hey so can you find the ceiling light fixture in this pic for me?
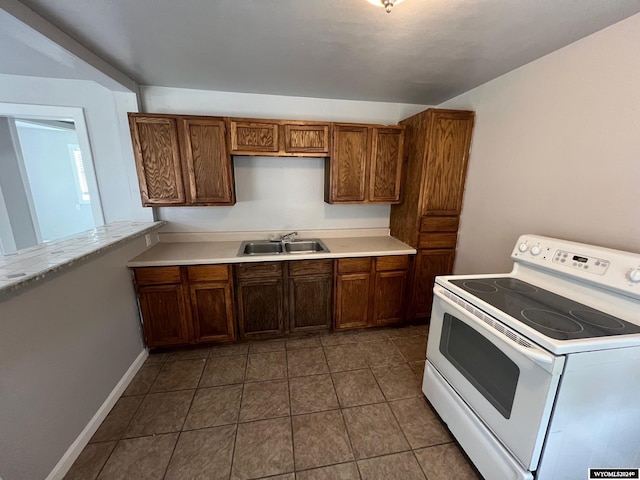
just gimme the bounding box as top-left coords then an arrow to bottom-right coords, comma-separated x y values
366,0 -> 405,13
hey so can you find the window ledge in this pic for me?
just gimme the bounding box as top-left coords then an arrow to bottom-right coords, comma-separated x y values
0,221 -> 165,300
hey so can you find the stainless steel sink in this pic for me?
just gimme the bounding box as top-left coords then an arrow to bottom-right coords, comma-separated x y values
238,239 -> 329,256
285,240 -> 327,254
240,241 -> 284,255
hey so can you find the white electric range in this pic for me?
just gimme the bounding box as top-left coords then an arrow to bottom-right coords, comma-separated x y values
423,234 -> 640,480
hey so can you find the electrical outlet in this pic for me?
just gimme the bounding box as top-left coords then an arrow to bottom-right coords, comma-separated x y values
145,234 -> 152,247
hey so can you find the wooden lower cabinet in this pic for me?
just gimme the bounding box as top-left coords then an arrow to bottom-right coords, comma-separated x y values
134,255 -> 414,347
289,275 -> 332,332
137,284 -> 190,347
189,282 -> 235,343
335,273 -> 371,329
334,256 -> 408,330
236,278 -> 285,339
373,270 -> 407,326
408,249 -> 455,320
235,259 -> 333,339
133,265 -> 236,348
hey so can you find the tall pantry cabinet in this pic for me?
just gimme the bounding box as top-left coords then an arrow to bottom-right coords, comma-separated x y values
390,109 -> 475,321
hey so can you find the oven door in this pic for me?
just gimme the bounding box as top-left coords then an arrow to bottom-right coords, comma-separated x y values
426,286 -> 565,470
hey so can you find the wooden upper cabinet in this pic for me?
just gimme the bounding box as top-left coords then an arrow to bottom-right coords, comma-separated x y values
230,120 -> 279,153
369,128 -> 404,203
181,118 -> 234,205
328,125 -> 369,202
390,108 -> 474,249
327,124 -> 404,204
129,113 -> 235,207
129,115 -> 185,205
420,110 -> 474,216
230,119 -> 331,157
283,123 -> 330,154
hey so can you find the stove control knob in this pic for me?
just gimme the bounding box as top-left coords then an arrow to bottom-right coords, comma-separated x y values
518,243 -> 528,253
530,245 -> 541,256
628,268 -> 640,283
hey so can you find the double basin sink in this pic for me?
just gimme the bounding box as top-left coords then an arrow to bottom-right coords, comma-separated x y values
238,239 -> 330,256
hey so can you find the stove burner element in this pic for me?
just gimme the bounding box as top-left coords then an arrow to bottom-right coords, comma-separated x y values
449,276 -> 640,341
570,309 -> 626,329
495,278 -> 538,293
462,281 -> 498,293
521,309 -> 584,333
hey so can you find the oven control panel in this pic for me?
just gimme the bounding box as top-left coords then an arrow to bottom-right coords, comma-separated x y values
552,250 -> 609,275
512,234 -> 640,298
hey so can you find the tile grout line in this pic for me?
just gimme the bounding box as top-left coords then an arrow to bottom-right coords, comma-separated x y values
160,360 -> 206,478
285,343 -> 297,476
228,346 -> 251,478
89,362 -> 162,479
323,344 -> 362,479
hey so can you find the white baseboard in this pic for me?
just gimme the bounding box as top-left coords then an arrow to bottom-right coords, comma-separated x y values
46,349 -> 149,480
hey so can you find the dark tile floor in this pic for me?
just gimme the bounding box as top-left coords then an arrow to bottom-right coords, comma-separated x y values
65,326 -> 482,480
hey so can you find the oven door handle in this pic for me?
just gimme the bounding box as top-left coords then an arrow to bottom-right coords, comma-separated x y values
434,288 -> 559,374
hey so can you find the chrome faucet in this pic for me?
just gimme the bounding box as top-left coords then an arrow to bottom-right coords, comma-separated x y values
280,231 -> 298,243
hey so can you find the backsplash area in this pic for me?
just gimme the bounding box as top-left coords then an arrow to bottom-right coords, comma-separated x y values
157,156 -> 390,233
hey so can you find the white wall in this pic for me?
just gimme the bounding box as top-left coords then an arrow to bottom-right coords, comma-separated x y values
0,236 -> 149,480
142,86 -> 429,232
440,13 -> 640,274
0,74 -> 152,225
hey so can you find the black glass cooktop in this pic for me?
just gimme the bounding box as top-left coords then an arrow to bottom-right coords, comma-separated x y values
450,277 -> 640,341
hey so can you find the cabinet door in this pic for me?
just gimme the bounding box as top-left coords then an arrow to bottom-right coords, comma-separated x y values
189,282 -> 236,343
372,270 -> 407,326
230,120 -> 279,153
283,123 -> 330,154
236,278 -> 285,339
369,127 -> 404,203
289,275 -> 332,332
129,115 -> 185,206
138,284 -> 190,348
329,125 -> 369,202
335,273 -> 371,330
181,118 -> 235,205
421,111 -> 474,216
409,249 -> 455,320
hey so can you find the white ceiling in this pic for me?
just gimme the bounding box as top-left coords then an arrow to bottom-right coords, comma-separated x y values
7,0 -> 640,104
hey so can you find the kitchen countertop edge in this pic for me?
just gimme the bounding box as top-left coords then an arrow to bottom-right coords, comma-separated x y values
1,221 -> 165,300
126,235 -> 417,267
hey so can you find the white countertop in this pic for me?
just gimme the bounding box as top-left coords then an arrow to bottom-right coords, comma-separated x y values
126,234 -> 416,267
0,221 -> 165,298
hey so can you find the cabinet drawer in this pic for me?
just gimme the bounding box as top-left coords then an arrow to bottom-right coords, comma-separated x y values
235,262 -> 283,279
288,259 -> 333,276
337,257 -> 372,274
283,123 -> 330,154
419,216 -> 459,233
230,120 -> 279,153
134,266 -> 181,285
418,233 -> 458,249
187,265 -> 230,283
376,255 -> 409,271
